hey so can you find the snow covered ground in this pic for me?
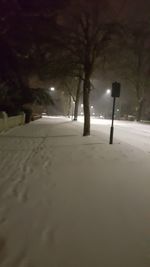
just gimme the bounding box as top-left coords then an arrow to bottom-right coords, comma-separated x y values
0,116 -> 150,267
78,116 -> 150,152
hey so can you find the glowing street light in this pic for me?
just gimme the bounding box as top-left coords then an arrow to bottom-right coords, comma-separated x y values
81,104 -> 83,108
91,105 -> 94,109
50,87 -> 55,91
106,89 -> 111,95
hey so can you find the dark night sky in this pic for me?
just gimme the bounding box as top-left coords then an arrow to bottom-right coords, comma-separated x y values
4,0 -> 149,22
17,0 -> 150,17
109,0 -> 150,21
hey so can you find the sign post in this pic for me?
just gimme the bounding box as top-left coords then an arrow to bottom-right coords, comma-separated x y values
109,82 -> 121,144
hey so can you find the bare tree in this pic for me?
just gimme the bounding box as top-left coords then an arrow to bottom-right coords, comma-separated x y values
57,0 -> 113,135
105,21 -> 150,121
127,22 -> 150,121
73,74 -> 83,121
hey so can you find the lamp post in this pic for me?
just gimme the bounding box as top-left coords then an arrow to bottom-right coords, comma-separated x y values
109,82 -> 121,144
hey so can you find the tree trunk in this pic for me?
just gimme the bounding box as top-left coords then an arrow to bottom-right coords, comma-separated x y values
67,95 -> 71,118
136,98 -> 144,121
83,73 -> 91,136
135,53 -> 143,122
74,77 -> 82,121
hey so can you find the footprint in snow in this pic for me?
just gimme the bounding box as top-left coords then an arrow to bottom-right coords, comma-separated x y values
17,187 -> 28,203
10,246 -> 29,267
41,225 -> 57,246
0,206 -> 10,222
0,236 -> 7,265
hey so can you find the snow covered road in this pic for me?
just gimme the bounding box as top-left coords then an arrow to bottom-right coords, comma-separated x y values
79,117 -> 150,153
0,117 -> 150,267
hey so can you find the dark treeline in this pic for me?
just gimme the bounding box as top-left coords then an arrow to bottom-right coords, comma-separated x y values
0,0 -> 150,134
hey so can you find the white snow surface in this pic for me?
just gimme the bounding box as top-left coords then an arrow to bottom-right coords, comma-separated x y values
0,116 -> 150,267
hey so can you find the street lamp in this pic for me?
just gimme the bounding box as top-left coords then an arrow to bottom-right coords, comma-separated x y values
50,87 -> 55,92
106,89 -> 111,95
91,105 -> 94,109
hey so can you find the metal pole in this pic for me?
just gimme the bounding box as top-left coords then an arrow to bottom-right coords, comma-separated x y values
109,97 -> 116,144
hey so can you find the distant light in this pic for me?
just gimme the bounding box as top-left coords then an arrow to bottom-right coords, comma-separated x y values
117,109 -> 119,112
73,100 -> 75,103
92,113 -> 95,115
91,105 -> 94,109
100,115 -> 104,119
106,89 -> 111,94
80,112 -> 83,115
50,87 -> 55,91
81,104 -> 83,108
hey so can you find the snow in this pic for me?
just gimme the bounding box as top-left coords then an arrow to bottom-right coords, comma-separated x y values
0,116 -> 150,267
78,116 -> 150,153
